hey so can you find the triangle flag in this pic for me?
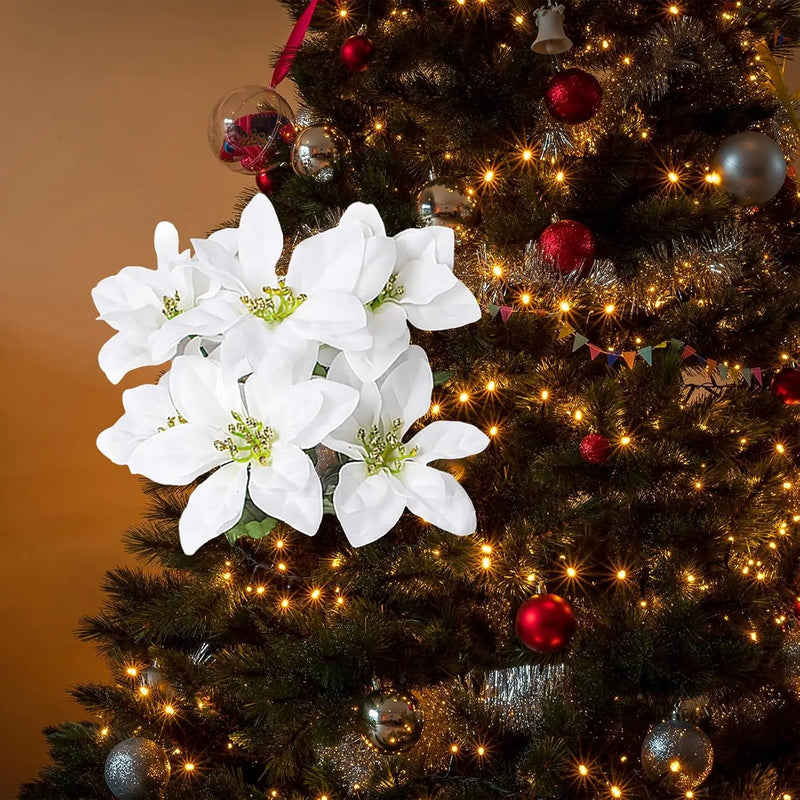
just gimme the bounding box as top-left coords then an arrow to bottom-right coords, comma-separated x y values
706,359 -> 718,375
499,305 -> 514,323
573,333 -> 589,352
670,338 -> 685,350
719,364 -> 728,381
487,304 -> 500,318
681,345 -> 697,361
588,344 -> 604,361
622,351 -> 637,370
752,367 -> 763,386
559,322 -> 575,339
654,341 -> 669,349
638,346 -> 653,365
607,353 -> 620,366
742,368 -> 752,386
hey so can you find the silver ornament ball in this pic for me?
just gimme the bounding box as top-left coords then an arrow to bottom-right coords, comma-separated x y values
641,716 -> 713,791
141,666 -> 172,696
416,178 -> 478,231
291,124 -> 349,181
357,689 -> 424,753
712,132 -> 787,205
104,737 -> 171,800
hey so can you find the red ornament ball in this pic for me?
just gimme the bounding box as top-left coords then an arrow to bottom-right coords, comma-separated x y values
515,593 -> 577,653
792,598 -> 800,620
539,220 -> 596,276
545,68 -> 603,124
771,368 -> 800,405
580,433 -> 611,464
255,169 -> 275,195
278,122 -> 296,144
340,35 -> 375,73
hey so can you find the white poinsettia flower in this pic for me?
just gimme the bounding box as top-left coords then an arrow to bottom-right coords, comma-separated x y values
185,194 -> 372,378
92,221 -> 219,384
102,354 -> 358,554
336,218 -> 483,382
323,345 -> 489,547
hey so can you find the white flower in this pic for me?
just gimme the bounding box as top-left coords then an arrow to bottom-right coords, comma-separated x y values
99,354 -> 359,554
185,194 -> 370,378
92,221 -> 219,384
323,346 -> 489,547
322,205 -> 482,381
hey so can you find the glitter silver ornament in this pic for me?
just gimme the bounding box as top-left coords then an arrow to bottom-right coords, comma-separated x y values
416,178 -> 478,231
141,666 -> 172,696
712,132 -> 787,205
291,124 -> 349,181
104,737 -> 171,800
641,713 -> 713,791
357,689 -> 424,753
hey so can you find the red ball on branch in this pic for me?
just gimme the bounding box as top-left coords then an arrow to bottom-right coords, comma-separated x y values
539,220 -> 596,276
545,68 -> 603,124
515,593 -> 576,653
340,35 -> 375,72
255,169 -> 275,194
580,433 -> 611,464
771,368 -> 800,405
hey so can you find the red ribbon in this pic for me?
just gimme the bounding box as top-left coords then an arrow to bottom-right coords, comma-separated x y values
271,0 -> 321,88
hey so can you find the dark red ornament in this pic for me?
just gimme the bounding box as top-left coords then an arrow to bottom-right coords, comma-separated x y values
515,593 -> 576,653
545,68 -> 603,124
580,433 -> 611,464
279,122 -> 296,144
255,169 -> 275,194
539,220 -> 596,276
771,368 -> 800,405
792,598 -> 800,620
340,34 -> 375,72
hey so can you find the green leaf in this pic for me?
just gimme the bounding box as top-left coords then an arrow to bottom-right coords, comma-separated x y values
224,501 -> 279,544
433,370 -> 453,387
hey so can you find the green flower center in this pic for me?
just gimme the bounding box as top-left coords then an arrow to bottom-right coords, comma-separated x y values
368,274 -> 405,311
214,411 -> 276,466
162,292 -> 182,320
358,419 -> 418,476
240,280 -> 306,325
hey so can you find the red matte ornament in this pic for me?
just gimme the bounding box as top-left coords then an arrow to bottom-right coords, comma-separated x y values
255,170 -> 275,194
340,34 -> 375,72
545,68 -> 603,124
580,433 -> 611,464
515,593 -> 576,653
539,219 -> 596,276
771,368 -> 800,405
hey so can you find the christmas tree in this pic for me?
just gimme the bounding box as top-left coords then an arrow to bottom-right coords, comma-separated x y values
20,1 -> 800,800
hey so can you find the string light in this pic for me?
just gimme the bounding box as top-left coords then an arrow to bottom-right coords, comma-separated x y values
616,569 -> 627,580
100,726 -> 109,737
776,443 -> 786,454
521,148 -> 533,161
431,403 -> 441,415
459,391 -> 470,403
620,435 -> 631,446
611,787 -> 622,798
541,389 -> 550,400
559,300 -> 571,312
125,666 -> 138,677
139,686 -> 150,697
604,303 -> 616,314
578,764 -> 589,776
668,4 -> 679,14
164,704 -> 176,716
486,380 -> 497,391
451,743 -> 460,753
520,293 -> 531,305
183,762 -> 196,772
489,425 -> 499,437
256,586 -> 266,595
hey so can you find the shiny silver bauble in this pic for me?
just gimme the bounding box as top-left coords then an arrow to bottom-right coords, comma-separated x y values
104,737 -> 171,800
416,178 -> 478,231
641,717 -> 713,791
291,124 -> 349,181
712,132 -> 787,205
357,689 -> 424,753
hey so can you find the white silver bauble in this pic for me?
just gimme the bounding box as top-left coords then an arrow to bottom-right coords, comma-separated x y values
291,124 -> 349,181
357,689 -> 424,753
140,666 -> 172,696
104,737 -> 171,800
641,715 -> 713,791
712,132 -> 787,205
416,178 -> 478,231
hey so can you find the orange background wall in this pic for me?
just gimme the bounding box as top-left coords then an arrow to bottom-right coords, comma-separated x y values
0,2 -> 797,796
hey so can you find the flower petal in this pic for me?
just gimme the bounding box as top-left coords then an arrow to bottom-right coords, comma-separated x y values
378,345 -> 433,435
406,421 -> 490,464
169,356 -> 242,429
248,445 -> 322,536
340,302 -> 410,382
289,292 -> 366,346
402,279 -> 481,331
153,221 -> 180,270
98,330 -> 159,385
128,423 -> 229,484
397,461 -> 477,536
394,249 -> 457,306
179,462 -> 248,555
287,225 -> 366,296
333,462 -> 406,547
238,194 -> 282,293
339,202 -> 388,238
394,226 -> 454,268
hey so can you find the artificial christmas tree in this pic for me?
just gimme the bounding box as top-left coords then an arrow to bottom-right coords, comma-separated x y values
20,1 -> 800,800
